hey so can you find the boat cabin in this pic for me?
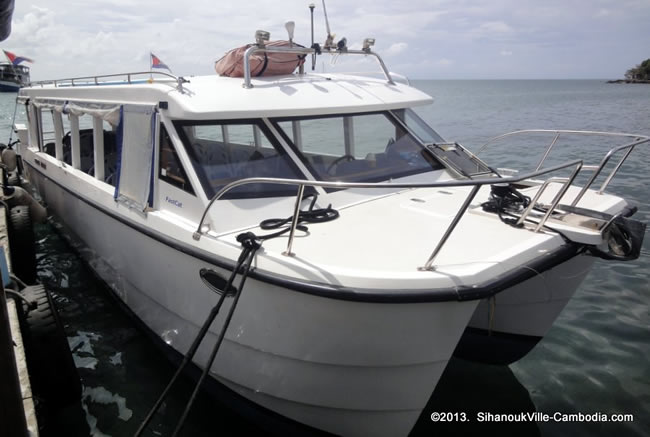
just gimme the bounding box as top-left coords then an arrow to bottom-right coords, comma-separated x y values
17,71 -> 491,231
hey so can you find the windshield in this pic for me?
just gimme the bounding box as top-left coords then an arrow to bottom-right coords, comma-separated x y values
392,108 -> 446,145
273,112 -> 445,183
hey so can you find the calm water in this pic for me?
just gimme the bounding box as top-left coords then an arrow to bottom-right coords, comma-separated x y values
1,80 -> 648,437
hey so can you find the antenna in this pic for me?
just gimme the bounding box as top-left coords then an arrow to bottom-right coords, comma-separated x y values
309,3 -> 315,70
322,0 -> 335,49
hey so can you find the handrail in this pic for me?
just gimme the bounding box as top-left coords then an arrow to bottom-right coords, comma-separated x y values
476,129 -> 649,156
192,159 -> 583,270
242,45 -> 395,89
570,139 -> 644,206
475,129 -> 650,207
27,71 -> 184,89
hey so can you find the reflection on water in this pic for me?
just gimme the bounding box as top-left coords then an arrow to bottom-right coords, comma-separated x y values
412,358 -> 540,436
35,223 -> 269,437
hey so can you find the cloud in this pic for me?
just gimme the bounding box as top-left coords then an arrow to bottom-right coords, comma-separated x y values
478,21 -> 514,34
10,6 -> 57,46
385,42 -> 408,56
4,0 -> 650,80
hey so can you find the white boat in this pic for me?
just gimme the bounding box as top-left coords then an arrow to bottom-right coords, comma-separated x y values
0,62 -> 29,92
14,33 -> 647,436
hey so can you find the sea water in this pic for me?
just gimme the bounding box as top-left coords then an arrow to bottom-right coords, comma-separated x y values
0,79 -> 648,437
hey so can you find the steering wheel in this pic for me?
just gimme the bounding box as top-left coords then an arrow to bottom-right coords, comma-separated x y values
326,154 -> 356,175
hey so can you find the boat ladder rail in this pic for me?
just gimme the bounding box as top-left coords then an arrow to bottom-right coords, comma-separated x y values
193,159 -> 585,271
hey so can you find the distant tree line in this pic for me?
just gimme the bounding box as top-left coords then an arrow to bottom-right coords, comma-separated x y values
625,59 -> 650,80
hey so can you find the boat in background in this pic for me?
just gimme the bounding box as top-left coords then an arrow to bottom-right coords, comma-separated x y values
0,62 -> 29,91
0,50 -> 32,92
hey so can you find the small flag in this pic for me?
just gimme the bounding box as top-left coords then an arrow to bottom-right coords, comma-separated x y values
150,52 -> 171,72
3,50 -> 34,66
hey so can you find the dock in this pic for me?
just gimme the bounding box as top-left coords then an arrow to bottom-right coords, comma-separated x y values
0,195 -> 39,437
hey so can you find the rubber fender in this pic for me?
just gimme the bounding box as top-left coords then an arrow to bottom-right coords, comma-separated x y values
4,185 -> 47,224
1,146 -> 17,171
7,206 -> 37,284
588,217 -> 646,261
7,171 -> 20,186
17,284 -> 83,407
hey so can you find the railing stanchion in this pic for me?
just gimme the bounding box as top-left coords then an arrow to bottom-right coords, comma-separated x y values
516,177 -> 567,226
597,144 -> 636,194
569,139 -> 646,207
283,184 -> 306,257
534,162 -> 582,232
419,184 -> 481,271
535,131 -> 560,171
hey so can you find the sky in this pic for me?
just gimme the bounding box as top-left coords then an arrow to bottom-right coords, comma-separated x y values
2,0 -> 649,81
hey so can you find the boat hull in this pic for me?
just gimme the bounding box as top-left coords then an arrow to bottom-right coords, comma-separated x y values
25,161 -> 478,437
455,254 -> 595,364
0,79 -> 20,92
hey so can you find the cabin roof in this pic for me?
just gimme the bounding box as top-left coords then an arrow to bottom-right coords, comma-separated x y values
19,72 -> 433,120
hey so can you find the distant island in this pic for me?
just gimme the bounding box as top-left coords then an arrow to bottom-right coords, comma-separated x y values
608,58 -> 650,83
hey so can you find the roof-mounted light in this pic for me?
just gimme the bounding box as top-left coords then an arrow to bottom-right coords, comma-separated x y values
362,38 -> 376,52
255,30 -> 270,46
337,37 -> 347,51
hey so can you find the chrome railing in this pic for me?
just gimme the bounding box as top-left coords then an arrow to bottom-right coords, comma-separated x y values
192,159 -> 583,271
476,130 -> 650,207
242,45 -> 395,89
27,71 -> 188,92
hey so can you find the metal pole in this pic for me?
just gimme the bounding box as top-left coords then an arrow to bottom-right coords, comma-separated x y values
283,184 -> 306,257
309,3 -> 316,71
597,145 -> 636,193
535,131 -> 560,171
420,185 -> 481,271
534,162 -> 582,232
515,177 -> 568,226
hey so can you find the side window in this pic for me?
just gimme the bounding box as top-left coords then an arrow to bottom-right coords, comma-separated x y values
101,121 -> 119,186
77,115 -> 94,175
178,121 -> 305,199
159,126 -> 194,195
42,108 -> 57,158
38,111 -> 119,186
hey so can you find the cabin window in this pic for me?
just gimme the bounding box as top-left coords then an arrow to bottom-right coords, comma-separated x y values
26,104 -> 43,151
61,114 -> 73,165
174,120 -> 305,199
59,115 -> 118,185
28,100 -> 122,186
41,109 -> 58,158
273,112 -> 444,184
159,126 -> 194,195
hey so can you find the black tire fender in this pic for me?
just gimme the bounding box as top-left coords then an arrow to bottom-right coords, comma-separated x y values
18,284 -> 82,407
8,206 -> 37,284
